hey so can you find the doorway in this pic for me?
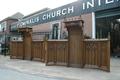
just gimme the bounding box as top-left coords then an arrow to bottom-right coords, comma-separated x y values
96,15 -> 120,56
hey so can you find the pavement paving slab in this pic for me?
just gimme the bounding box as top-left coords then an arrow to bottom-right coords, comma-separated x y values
0,55 -> 120,80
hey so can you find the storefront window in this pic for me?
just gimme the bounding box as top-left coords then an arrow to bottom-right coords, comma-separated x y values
96,17 -> 110,38
96,15 -> 120,56
0,21 -> 7,32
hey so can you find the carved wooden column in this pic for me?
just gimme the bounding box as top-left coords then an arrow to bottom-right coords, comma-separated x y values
18,28 -> 32,60
64,19 -> 84,68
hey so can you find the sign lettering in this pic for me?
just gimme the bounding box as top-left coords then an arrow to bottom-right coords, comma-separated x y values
11,0 -> 120,30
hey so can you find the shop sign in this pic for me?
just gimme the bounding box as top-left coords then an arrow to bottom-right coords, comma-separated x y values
13,0 -> 120,28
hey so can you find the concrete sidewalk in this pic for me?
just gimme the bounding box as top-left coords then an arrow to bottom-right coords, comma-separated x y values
0,55 -> 120,80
